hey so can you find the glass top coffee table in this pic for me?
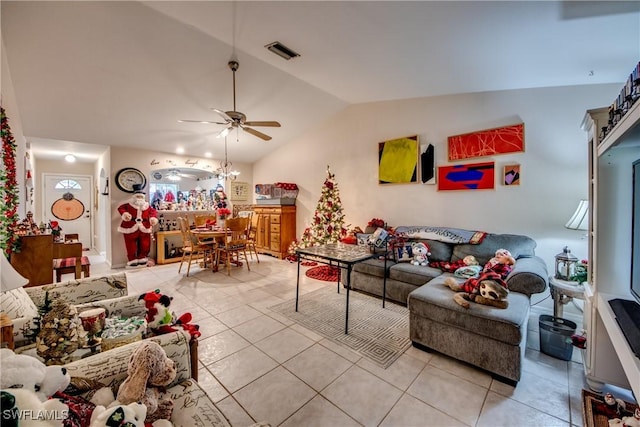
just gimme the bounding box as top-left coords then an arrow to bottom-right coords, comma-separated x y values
295,243 -> 388,334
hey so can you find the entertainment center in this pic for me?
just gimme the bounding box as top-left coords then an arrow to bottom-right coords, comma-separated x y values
582,100 -> 640,400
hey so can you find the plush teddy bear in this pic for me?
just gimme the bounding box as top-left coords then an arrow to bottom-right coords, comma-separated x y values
0,349 -> 70,401
116,341 -> 176,424
483,248 -> 515,277
411,242 -> 430,266
139,290 -> 201,339
89,402 -> 173,427
0,388 -> 68,427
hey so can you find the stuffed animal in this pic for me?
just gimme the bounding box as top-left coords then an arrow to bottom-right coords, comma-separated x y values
483,248 -> 515,278
411,242 -> 430,266
429,255 -> 479,273
89,402 -> 173,427
1,390 -> 19,427
0,348 -> 47,393
443,248 -> 515,309
0,349 -> 71,402
0,388 -> 68,427
116,341 -> 176,424
139,290 -> 201,339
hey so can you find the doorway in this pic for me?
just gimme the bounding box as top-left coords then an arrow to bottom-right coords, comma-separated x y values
43,174 -> 93,249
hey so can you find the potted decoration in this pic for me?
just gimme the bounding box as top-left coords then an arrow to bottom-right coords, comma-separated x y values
49,220 -> 62,242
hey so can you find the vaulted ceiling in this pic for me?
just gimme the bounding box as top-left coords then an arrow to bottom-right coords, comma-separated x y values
2,1 -> 639,163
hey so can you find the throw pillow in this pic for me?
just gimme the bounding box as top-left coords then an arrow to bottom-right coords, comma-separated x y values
393,244 -> 414,262
356,233 -> 372,246
0,287 -> 38,320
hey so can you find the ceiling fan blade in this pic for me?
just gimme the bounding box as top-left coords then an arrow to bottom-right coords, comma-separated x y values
244,121 -> 281,128
178,119 -> 227,125
241,125 -> 272,141
216,126 -> 234,139
211,108 -> 233,122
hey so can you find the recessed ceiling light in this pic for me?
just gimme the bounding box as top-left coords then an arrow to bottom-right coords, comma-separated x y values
64,154 -> 76,163
204,152 -> 212,158
176,147 -> 184,154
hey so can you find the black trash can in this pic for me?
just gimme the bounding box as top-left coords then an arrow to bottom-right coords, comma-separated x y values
539,315 -> 577,361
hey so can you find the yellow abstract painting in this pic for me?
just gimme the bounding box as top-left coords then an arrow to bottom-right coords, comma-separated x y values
378,135 -> 419,184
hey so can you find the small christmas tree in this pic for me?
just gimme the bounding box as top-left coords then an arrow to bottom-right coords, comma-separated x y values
24,291 -> 53,343
299,166 -> 347,248
36,298 -> 87,365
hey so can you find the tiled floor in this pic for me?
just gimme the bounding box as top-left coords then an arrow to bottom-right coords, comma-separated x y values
86,253 -> 634,427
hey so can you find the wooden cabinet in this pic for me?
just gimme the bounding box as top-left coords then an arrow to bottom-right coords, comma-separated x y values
253,205 -> 296,259
155,230 -> 183,264
10,235 -> 54,286
582,101 -> 640,398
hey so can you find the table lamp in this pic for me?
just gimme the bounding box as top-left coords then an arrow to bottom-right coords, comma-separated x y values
1,253 -> 29,292
565,200 -> 588,233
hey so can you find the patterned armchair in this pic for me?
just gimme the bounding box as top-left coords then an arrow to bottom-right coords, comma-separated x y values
0,273 -> 144,348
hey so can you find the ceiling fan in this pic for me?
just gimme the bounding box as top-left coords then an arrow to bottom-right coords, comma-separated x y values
179,60 -> 281,141
165,169 -> 197,181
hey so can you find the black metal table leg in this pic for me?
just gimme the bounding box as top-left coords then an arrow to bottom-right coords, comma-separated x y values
345,264 -> 352,334
382,254 -> 387,308
295,253 -> 301,312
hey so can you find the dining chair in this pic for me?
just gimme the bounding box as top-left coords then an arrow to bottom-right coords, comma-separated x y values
194,214 -> 216,227
215,217 -> 251,275
177,217 -> 214,276
64,233 -> 79,243
246,212 -> 260,263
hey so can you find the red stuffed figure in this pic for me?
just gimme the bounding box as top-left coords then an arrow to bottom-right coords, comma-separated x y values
117,185 -> 158,267
139,290 -> 201,339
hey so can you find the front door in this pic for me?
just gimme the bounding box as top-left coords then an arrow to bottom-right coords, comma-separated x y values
43,174 -> 93,249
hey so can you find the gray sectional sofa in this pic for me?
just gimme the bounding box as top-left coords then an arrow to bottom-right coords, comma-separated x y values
348,227 -> 548,384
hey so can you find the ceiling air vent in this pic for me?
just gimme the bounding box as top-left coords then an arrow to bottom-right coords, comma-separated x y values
265,41 -> 300,60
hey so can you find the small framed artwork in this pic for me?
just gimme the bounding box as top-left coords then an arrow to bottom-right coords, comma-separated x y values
356,233 -> 372,246
504,164 -> 520,186
437,161 -> 495,191
420,143 -> 436,184
230,181 -> 249,201
378,135 -> 419,184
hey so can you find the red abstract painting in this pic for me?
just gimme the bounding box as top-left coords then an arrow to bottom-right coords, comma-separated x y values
448,123 -> 524,161
437,162 -> 495,191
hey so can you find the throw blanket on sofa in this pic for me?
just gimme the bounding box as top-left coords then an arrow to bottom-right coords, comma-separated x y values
395,226 -> 487,244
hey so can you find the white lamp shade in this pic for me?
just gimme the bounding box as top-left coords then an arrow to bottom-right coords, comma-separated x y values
565,200 -> 589,231
1,253 -> 29,292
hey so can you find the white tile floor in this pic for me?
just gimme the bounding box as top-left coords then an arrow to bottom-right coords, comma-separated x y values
83,253 -> 635,427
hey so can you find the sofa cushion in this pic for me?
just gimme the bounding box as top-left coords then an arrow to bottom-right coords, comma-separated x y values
421,239 -> 453,263
352,258 -> 393,278
0,287 -> 38,320
452,233 -> 536,266
408,274 -> 530,346
389,263 -> 442,286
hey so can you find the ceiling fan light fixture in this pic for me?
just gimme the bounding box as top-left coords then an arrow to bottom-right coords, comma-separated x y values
265,41 -> 300,60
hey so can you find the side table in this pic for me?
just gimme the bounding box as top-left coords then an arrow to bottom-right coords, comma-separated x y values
0,313 -> 14,349
549,276 -> 585,318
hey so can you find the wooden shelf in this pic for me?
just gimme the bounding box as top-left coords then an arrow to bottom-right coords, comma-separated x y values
598,100 -> 640,156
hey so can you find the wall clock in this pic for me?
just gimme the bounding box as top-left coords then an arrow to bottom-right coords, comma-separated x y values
115,167 -> 147,193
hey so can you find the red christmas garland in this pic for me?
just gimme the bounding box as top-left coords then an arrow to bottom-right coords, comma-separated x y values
1,107 -> 20,255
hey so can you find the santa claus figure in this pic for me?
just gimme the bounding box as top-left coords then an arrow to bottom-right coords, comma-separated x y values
117,184 -> 158,266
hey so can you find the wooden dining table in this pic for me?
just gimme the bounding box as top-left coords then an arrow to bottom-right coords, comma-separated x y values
190,227 -> 240,272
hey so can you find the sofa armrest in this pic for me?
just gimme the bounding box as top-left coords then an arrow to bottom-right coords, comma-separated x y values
506,256 -> 548,297
25,273 -> 128,309
64,330 -> 193,396
74,295 -> 146,319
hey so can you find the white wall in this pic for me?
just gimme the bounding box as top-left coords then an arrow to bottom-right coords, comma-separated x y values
254,84 -> 621,274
